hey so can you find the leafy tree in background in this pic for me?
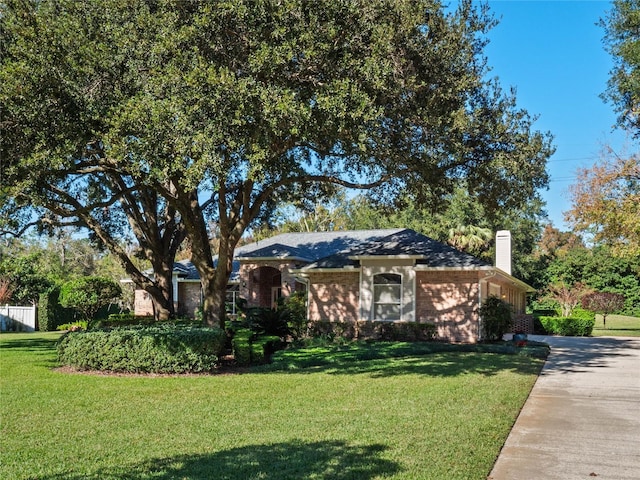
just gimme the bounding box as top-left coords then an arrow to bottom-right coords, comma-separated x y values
543,281 -> 590,318
601,0 -> 640,135
59,277 -> 122,322
536,224 -> 585,260
0,278 -> 13,304
565,153 -> 640,257
0,251 -> 52,305
0,235 -> 138,311
543,245 -> 640,316
1,0 -> 553,328
582,291 -> 626,328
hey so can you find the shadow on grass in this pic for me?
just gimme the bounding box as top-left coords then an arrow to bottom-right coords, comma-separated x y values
266,350 -> 544,378
257,341 -> 548,378
41,440 -> 400,480
0,333 -> 62,368
0,334 -> 61,354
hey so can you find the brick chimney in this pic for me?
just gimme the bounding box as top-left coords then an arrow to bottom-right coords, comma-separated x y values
495,230 -> 512,275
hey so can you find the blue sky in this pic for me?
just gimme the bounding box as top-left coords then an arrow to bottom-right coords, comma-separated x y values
478,0 -> 633,229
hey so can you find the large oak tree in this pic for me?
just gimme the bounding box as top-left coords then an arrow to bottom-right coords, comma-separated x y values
1,0 -> 553,328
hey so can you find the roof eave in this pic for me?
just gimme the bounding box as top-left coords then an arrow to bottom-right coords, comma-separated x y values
414,265 -> 493,271
236,256 -> 312,263
492,268 -> 537,293
292,266 -> 358,274
347,254 -> 425,260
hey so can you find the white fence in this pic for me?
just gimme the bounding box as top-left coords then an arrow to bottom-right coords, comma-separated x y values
0,305 -> 37,332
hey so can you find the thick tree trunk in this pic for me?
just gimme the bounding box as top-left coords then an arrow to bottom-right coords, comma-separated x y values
201,272 -> 228,330
150,295 -> 172,321
151,269 -> 175,321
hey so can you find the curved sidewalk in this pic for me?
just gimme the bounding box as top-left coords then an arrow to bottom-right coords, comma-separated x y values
489,335 -> 640,480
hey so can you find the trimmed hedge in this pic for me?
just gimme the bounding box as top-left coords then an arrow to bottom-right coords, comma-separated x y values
231,328 -> 282,366
232,328 -> 253,366
57,325 -> 227,373
38,287 -> 74,332
538,316 -> 595,336
309,320 -> 437,342
90,313 -> 155,329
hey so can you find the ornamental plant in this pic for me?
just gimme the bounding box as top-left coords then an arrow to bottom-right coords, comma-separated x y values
479,296 -> 513,342
581,291 -> 625,329
59,277 -> 122,322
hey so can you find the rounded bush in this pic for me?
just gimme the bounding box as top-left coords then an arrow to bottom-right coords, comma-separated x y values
57,325 -> 227,373
538,316 -> 594,336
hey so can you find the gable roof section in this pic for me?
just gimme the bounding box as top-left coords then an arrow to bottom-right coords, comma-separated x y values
303,229 -> 489,270
172,259 -> 200,280
235,229 -> 406,262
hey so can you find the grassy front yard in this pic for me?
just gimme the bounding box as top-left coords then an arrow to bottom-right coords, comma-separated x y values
592,314 -> 640,337
1,332 -> 543,480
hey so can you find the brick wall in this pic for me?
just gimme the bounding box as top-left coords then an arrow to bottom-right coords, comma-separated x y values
134,289 -> 154,316
512,314 -> 534,334
307,271 -> 360,323
415,271 -> 480,343
178,282 -> 201,318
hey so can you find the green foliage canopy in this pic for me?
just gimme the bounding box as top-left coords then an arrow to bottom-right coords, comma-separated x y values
1,0 -> 553,327
0,252 -> 52,305
601,0 -> 640,135
543,246 -> 640,316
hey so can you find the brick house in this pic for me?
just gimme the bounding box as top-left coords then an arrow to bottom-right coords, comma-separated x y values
132,228 -> 534,342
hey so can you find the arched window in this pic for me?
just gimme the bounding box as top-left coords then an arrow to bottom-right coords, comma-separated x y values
373,273 -> 402,321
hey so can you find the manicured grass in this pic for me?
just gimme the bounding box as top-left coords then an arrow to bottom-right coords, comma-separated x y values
592,314 -> 640,337
1,332 -> 544,480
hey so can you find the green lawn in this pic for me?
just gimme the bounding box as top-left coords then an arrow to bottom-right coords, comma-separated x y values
0,332 -> 544,480
592,314 -> 640,337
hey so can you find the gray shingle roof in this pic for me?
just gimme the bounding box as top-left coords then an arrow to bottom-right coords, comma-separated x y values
166,228 -> 488,281
303,229 -> 489,269
234,229 -> 406,262
173,259 -> 200,280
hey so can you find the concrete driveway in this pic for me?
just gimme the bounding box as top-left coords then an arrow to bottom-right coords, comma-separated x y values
489,335 -> 640,480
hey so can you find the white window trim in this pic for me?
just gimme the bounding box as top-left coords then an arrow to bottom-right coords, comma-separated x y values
372,273 -> 402,322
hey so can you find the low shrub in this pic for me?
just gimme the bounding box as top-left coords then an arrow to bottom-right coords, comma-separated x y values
309,320 -> 355,340
232,328 -> 253,366
244,307 -> 291,337
57,325 -> 227,373
569,308 -> 596,322
283,291 -> 308,340
308,320 -> 436,342
231,329 -> 282,366
90,313 -> 155,329
538,316 -> 595,336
